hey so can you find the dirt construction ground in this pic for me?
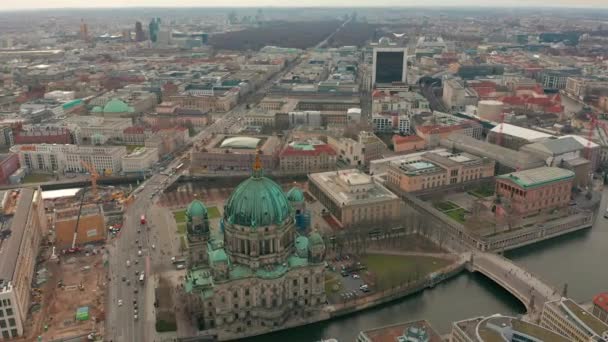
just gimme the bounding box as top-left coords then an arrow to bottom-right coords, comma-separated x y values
25,252 -> 106,341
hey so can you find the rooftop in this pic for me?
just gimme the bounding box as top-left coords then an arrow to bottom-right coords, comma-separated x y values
280,142 -> 336,157
476,315 -> 570,342
490,123 -> 553,142
497,167 -> 574,189
359,319 -> 442,342
0,188 -> 35,286
219,136 -> 261,149
560,298 -> 608,337
308,169 -> 398,207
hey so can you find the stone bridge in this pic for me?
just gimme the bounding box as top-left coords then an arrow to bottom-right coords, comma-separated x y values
467,251 -> 561,316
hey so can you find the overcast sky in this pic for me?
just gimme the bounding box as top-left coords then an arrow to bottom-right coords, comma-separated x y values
1,0 -> 607,10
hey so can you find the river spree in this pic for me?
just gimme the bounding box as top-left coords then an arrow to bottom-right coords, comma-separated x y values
246,188 -> 608,341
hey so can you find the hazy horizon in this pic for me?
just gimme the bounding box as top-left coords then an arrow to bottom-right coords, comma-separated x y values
1,0 -> 608,11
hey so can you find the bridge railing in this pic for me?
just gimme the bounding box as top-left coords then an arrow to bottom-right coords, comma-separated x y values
482,252 -> 561,297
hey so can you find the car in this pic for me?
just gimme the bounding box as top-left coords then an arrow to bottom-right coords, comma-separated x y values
135,240 -> 139,245
137,229 -> 141,234
134,288 -> 139,294
135,259 -> 139,265
134,309 -> 138,314
118,299 -> 123,306
352,274 -> 360,279
135,270 -> 139,276
138,250 -> 142,257
134,314 -> 138,320
126,280 -> 130,286
122,276 -> 126,282
151,244 -> 156,250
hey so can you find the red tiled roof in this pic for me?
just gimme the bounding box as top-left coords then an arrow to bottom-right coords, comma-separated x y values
393,135 -> 424,144
124,126 -> 145,134
280,144 -> 336,157
594,292 -> 608,313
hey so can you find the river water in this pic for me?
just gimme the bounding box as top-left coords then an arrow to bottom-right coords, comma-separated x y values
245,188 -> 608,342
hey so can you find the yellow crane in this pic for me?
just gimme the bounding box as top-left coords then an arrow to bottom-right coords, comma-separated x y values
80,160 -> 99,198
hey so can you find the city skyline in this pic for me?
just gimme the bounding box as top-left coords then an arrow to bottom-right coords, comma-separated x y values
1,0 -> 608,10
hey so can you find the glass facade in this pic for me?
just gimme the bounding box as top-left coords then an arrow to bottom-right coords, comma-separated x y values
375,51 -> 404,83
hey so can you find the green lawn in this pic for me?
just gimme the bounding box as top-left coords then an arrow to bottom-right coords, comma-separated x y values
208,206 -> 221,219
362,254 -> 451,290
22,173 -> 53,184
434,201 -> 458,211
126,145 -> 145,153
468,185 -> 495,198
173,210 -> 187,224
445,208 -> 467,223
177,223 -> 187,234
324,273 -> 343,294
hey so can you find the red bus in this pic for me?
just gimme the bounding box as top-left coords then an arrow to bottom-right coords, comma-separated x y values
140,215 -> 146,225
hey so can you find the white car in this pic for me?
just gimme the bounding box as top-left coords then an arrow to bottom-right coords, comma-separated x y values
118,299 -> 123,306
134,314 -> 138,320
151,244 -> 156,250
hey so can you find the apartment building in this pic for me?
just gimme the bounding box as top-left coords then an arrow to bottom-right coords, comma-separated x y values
0,188 -> 46,340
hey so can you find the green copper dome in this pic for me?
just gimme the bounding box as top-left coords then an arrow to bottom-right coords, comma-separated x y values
286,187 -> 305,202
224,176 -> 291,228
187,199 -> 208,219
103,98 -> 134,113
309,232 -> 324,247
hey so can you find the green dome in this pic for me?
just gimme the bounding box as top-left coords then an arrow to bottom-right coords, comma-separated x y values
224,176 -> 291,228
309,232 -> 324,247
286,187 -> 305,202
103,98 -> 134,113
187,199 -> 208,219
91,106 -> 103,113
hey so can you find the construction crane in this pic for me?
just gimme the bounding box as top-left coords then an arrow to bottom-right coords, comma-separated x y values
80,160 -> 99,198
68,187 -> 88,252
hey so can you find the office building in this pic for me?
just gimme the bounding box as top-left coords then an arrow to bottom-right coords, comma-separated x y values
10,144 -> 126,175
541,298 -> 608,342
442,78 -> 478,112
386,150 -> 494,193
121,147 -> 159,173
452,314 -> 570,342
135,21 -> 145,42
0,188 -> 46,340
495,167 -> 573,217
392,135 -> 425,153
149,18 -> 160,43
0,155 -> 19,185
372,38 -> 407,86
183,159 -> 326,341
358,319 -> 441,342
372,113 -> 411,134
539,67 -> 581,90
308,169 -> 401,227
327,131 -> 386,167
279,141 -> 336,173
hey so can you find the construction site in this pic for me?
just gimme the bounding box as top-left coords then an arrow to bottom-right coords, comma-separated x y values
21,160 -> 138,341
